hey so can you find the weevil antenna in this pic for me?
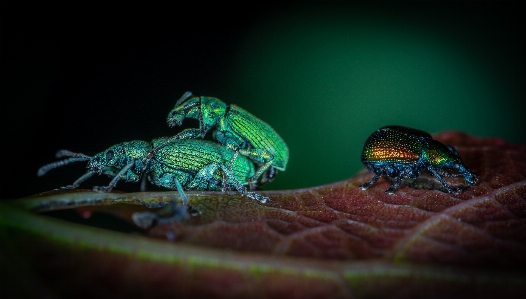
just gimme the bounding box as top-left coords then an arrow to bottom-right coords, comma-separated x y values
198,97 -> 206,138
37,156 -> 92,176
97,161 -> 135,192
55,149 -> 92,159
175,91 -> 194,106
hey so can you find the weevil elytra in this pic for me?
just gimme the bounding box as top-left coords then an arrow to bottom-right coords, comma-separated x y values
158,91 -> 289,189
38,138 -> 270,227
147,137 -> 269,204
359,125 -> 478,194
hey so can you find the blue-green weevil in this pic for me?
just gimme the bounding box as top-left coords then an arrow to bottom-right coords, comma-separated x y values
158,91 -> 289,189
38,138 -> 270,227
359,125 -> 478,194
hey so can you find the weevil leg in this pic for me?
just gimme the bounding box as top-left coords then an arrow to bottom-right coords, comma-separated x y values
189,162 -> 271,204
227,149 -> 240,170
189,163 -> 222,191
210,162 -> 271,203
219,141 -> 274,189
436,169 -> 464,178
219,163 -> 271,203
245,191 -> 270,204
384,177 -> 402,195
427,167 -> 461,194
93,161 -> 135,192
187,163 -> 231,195
140,174 -> 148,191
220,170 -> 231,193
171,177 -> 189,206
148,167 -> 190,205
259,166 -> 278,187
225,147 -> 271,192
359,173 -> 381,190
236,148 -> 275,187
224,150 -> 241,192
248,160 -> 273,190
60,171 -> 96,189
215,162 -> 247,194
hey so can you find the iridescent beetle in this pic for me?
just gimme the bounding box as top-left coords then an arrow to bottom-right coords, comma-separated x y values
38,138 -> 270,227
359,125 -> 478,194
156,91 -> 289,189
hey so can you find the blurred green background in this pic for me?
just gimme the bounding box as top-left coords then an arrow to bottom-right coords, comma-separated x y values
222,6 -> 523,190
1,3 -> 524,199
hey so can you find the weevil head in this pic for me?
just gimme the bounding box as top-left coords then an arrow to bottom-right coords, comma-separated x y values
87,141 -> 150,175
167,96 -> 227,133
425,140 -> 459,166
199,97 -> 227,130
88,144 -> 127,174
425,140 -> 478,185
167,95 -> 201,127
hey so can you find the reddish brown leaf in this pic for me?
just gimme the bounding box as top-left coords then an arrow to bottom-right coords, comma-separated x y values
1,131 -> 525,298
133,131 -> 526,268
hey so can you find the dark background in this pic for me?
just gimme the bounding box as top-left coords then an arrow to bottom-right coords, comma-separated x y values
1,2 -> 525,200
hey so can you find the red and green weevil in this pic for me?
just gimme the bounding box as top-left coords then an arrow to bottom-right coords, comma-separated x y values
359,125 -> 478,194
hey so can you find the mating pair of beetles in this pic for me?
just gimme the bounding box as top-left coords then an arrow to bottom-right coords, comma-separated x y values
40,92 -> 478,225
38,91 -> 290,226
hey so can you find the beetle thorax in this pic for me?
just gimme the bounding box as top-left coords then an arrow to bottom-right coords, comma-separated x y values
200,97 -> 227,131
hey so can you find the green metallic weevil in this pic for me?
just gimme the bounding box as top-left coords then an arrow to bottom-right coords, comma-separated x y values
158,91 -> 289,189
147,137 -> 268,204
37,140 -> 152,192
38,138 -> 270,227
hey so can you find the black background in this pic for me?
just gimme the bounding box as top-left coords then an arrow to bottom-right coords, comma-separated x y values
1,2 -> 524,200
1,3 -> 269,199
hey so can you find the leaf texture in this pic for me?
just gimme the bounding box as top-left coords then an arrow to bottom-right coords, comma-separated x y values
1,131 -> 525,298
141,131 -> 526,267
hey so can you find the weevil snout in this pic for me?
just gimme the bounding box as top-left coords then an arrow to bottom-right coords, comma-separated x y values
87,156 -> 105,174
453,162 -> 478,185
167,110 -> 185,127
168,100 -> 201,128
463,171 -> 478,185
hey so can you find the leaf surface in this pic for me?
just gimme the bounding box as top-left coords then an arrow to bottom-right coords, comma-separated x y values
1,131 -> 525,298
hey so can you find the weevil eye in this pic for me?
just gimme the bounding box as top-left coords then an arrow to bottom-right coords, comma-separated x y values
106,150 -> 114,162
